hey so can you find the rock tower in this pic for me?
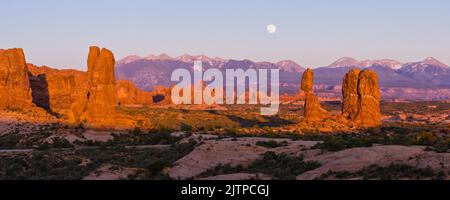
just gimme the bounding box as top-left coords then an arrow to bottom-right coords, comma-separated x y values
342,69 -> 381,127
301,69 -> 329,122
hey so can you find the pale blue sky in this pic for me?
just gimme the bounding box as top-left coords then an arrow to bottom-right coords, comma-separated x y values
1,0 -> 449,70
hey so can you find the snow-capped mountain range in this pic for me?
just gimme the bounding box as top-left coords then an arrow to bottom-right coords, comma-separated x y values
115,54 -> 450,100
327,57 -> 404,69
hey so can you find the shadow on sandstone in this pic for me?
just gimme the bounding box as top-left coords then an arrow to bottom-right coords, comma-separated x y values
28,73 -> 60,117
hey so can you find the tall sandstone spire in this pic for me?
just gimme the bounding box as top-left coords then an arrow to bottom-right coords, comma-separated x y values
301,69 -> 329,122
86,46 -> 116,122
69,46 -> 116,125
0,48 -> 33,108
342,69 -> 381,127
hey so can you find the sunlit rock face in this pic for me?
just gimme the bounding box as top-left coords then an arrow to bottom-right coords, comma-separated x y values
356,70 -> 381,127
69,46 -> 117,126
28,64 -> 88,113
0,48 -> 33,109
86,46 -> 116,122
342,69 -> 381,127
115,80 -> 153,106
342,69 -> 361,120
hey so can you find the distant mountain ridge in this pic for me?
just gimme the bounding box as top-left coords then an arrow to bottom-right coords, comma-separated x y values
327,57 -> 404,69
116,54 -> 306,93
315,57 -> 450,88
116,55 -> 450,100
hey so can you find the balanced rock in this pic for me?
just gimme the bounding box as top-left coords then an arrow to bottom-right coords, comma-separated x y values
301,69 -> 329,122
0,48 -> 33,109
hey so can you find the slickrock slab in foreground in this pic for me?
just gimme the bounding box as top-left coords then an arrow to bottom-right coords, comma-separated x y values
297,145 -> 450,180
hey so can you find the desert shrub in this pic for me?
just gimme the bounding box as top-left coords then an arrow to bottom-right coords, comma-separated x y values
318,164 -> 445,180
36,143 -> 51,150
429,140 -> 449,153
147,160 -> 169,176
255,140 -> 288,148
414,132 -> 438,146
50,137 -> 74,149
200,164 -> 245,177
143,132 -> 180,145
106,129 -> 182,146
74,139 -> 103,146
246,152 -> 321,180
0,152 -> 95,180
313,136 -> 373,152
225,127 -> 240,136
197,152 -> 320,180
302,125 -> 448,153
180,123 -> 193,132
0,133 -> 22,148
72,141 -> 197,180
384,134 -> 415,146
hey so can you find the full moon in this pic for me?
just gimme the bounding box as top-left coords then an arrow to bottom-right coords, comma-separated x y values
266,24 -> 277,34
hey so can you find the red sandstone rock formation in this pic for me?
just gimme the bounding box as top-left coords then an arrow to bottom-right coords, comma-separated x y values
68,46 -> 116,125
356,70 -> 381,127
0,48 -> 33,109
342,69 -> 361,120
301,69 -> 314,94
29,64 -> 154,112
85,46 -> 116,123
301,69 -> 329,122
342,69 -> 381,127
150,85 -> 172,105
28,64 -> 88,113
116,80 -> 153,106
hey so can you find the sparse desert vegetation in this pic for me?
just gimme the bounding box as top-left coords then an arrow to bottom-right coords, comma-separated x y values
198,152 -> 321,180
317,164 -> 447,180
0,101 -> 449,180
